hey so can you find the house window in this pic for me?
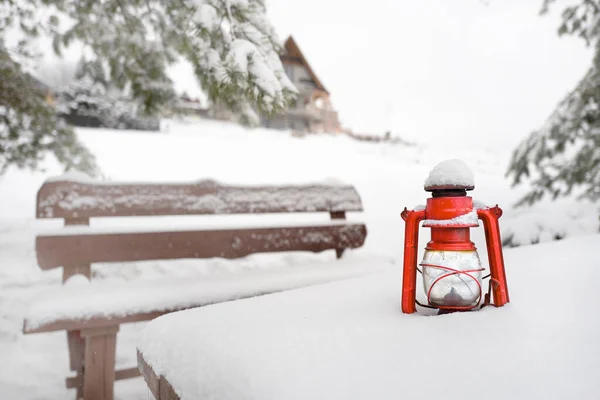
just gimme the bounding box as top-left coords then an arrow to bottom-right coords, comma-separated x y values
283,64 -> 294,81
315,98 -> 325,109
299,78 -> 318,89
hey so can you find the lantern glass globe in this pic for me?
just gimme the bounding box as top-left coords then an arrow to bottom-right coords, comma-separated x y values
421,250 -> 483,308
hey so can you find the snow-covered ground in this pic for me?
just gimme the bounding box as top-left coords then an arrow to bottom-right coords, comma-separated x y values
0,118 -> 597,398
138,234 -> 600,400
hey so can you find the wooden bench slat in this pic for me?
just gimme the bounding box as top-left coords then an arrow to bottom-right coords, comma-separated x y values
36,224 -> 367,269
37,180 -> 363,219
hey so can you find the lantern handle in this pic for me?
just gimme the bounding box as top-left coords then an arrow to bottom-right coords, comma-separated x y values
477,206 -> 510,307
401,207 -> 426,313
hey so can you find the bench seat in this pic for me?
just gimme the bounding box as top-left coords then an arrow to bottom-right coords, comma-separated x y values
24,253 -> 390,334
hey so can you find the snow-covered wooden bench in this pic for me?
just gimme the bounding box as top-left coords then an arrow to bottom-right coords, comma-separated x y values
23,178 -> 368,400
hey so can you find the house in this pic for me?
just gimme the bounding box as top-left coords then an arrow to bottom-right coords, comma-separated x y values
176,92 -> 210,118
28,74 -> 56,106
261,36 -> 342,133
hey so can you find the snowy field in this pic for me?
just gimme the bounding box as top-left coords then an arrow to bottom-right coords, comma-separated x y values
0,118 -> 598,398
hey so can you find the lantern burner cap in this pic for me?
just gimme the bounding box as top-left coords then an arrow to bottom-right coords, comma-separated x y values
425,184 -> 474,197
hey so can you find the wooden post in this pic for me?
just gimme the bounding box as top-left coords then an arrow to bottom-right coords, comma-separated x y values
330,211 -> 346,259
63,217 -> 91,400
81,326 -> 119,400
67,330 -> 86,399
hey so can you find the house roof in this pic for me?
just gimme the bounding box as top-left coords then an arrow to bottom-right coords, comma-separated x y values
27,73 -> 51,93
282,36 -> 328,94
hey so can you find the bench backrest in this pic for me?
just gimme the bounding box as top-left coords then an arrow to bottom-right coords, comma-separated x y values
37,179 -> 363,220
35,179 -> 367,282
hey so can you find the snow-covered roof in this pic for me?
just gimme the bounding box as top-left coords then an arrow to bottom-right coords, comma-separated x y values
282,36 -> 328,94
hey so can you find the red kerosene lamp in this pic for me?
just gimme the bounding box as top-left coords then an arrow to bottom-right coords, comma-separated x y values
401,159 -> 510,314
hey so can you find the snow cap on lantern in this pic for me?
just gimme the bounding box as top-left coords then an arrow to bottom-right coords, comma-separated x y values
424,159 -> 474,191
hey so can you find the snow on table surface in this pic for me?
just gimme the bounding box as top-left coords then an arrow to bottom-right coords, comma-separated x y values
24,253 -> 392,331
138,234 -> 600,400
424,159 -> 475,188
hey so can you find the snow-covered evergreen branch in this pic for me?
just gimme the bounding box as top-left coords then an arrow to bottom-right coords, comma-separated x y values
507,1 -> 600,208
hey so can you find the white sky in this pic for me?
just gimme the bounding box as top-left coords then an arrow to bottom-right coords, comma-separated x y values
267,0 -> 592,148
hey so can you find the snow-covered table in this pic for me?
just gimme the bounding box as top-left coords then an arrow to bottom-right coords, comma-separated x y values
137,235 -> 600,400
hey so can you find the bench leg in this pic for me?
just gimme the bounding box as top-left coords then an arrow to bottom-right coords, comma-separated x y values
330,211 -> 347,259
80,326 -> 119,400
67,330 -> 85,399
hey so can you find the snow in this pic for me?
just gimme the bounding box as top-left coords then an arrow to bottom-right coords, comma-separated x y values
424,159 -> 475,188
423,210 -> 479,226
138,234 -> 600,400
473,199 -> 490,210
221,37 -> 297,112
44,171 -> 96,183
0,118 -> 598,398
193,3 -> 219,32
63,274 -> 90,286
24,254 -> 390,332
44,174 -> 347,187
500,199 -> 599,247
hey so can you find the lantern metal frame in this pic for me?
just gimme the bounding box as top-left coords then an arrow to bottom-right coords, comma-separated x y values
400,185 -> 510,314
